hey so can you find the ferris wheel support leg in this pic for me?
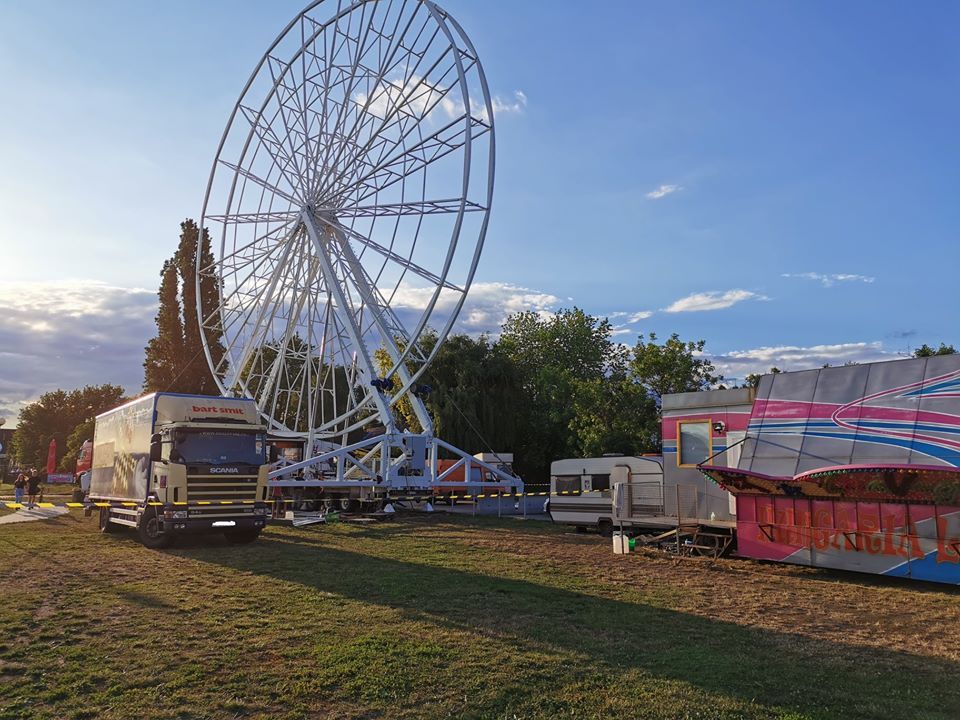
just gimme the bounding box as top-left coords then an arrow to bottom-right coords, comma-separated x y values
318,215 -> 434,434
301,210 -> 397,434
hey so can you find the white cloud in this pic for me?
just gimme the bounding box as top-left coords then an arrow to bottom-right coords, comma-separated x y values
663,289 -> 768,313
608,310 -> 653,324
355,76 -> 527,125
0,281 -> 157,426
781,272 -> 875,287
645,184 -> 682,200
711,341 -> 899,381
389,281 -> 560,335
491,90 -> 527,115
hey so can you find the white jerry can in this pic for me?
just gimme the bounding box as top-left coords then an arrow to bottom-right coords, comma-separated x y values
612,532 -> 630,554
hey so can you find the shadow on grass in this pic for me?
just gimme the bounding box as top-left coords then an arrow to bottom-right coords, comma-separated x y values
183,528 -> 960,720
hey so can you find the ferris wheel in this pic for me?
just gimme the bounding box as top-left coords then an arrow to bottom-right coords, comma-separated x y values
199,0 -> 493,441
198,0 -> 515,489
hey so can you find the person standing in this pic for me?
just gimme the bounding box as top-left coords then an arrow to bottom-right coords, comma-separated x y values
27,469 -> 41,508
13,471 -> 27,505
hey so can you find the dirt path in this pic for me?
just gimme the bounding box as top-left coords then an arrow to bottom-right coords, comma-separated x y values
0,505 -> 69,524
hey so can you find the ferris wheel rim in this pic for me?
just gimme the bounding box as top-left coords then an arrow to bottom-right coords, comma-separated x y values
197,0 -> 495,437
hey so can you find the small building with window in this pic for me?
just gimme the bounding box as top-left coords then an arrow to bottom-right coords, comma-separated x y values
661,387 -> 755,523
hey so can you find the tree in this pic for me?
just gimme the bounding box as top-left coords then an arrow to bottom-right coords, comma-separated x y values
143,259 -> 184,392
744,367 -> 782,389
143,220 -> 225,394
10,385 -> 126,471
60,419 -> 95,472
913,343 -> 957,357
498,308 -> 627,482
630,333 -> 721,407
176,219 -> 226,395
569,371 -> 658,457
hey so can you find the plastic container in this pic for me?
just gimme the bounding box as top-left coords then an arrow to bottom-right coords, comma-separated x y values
612,532 -> 630,554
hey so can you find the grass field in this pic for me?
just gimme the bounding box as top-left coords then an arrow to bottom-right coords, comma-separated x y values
1,511 -> 959,720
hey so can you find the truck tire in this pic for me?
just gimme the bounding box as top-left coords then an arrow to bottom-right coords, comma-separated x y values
99,507 -> 119,534
224,529 -> 261,544
137,509 -> 172,549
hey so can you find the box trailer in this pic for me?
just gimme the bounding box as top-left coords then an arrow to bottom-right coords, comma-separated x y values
90,393 -> 271,547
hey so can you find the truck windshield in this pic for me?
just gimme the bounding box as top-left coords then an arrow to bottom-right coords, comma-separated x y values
173,431 -> 265,465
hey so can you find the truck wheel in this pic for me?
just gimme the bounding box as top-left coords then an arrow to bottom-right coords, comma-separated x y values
597,519 -> 613,538
99,507 -> 119,534
137,509 -> 172,549
224,529 -> 261,544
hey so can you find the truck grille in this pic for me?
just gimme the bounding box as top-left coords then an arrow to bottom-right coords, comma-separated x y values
186,474 -> 259,503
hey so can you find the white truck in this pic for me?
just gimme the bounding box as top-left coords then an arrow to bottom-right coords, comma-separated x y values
90,393 -> 271,548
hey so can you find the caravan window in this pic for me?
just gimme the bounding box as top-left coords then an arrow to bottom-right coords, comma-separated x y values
590,474 -> 611,491
678,420 -> 711,466
554,475 -> 581,493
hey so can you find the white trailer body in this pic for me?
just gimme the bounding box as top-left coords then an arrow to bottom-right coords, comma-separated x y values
547,455 -> 664,533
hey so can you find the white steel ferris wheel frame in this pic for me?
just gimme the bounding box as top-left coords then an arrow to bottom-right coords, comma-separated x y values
197,0 -> 521,491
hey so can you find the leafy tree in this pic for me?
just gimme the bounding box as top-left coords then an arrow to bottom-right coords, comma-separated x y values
630,333 -> 721,407
143,259 -> 184,392
59,419 -> 95,472
10,385 -> 126,471
569,371 -> 658,457
913,343 -> 957,357
499,308 -> 626,482
143,219 -> 225,394
744,367 -> 782,389
176,219 -> 226,394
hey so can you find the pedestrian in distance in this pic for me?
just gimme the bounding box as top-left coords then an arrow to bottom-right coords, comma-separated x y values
13,471 -> 27,505
27,469 -> 41,508
272,484 -> 285,519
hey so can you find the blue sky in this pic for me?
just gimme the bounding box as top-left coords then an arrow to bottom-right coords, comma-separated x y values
0,0 -> 957,421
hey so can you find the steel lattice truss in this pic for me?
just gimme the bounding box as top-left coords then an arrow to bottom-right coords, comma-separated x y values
198,0 -> 495,442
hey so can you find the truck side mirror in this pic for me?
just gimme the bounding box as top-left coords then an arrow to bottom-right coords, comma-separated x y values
149,434 -> 163,463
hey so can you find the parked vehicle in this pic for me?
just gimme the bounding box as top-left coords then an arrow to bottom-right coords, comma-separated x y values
547,455 -> 664,536
90,393 -> 271,547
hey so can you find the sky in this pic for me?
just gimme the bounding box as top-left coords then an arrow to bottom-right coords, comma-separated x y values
0,0 -> 958,425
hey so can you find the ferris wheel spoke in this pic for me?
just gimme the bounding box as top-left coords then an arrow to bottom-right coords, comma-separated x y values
237,104 -> 308,196
306,1 -> 375,181
335,198 -> 484,218
316,214 -> 460,292
222,232 -> 302,391
205,210 -> 299,226
217,159 -> 300,205
317,7 -> 445,199
331,114 -> 486,207
329,36 -> 477,198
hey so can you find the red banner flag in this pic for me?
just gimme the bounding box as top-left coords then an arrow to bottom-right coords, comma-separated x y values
46,438 -> 57,475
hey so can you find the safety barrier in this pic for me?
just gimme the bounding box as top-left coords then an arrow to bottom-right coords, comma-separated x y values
2,490 -> 585,511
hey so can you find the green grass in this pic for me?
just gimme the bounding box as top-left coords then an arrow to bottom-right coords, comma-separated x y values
1,512 -> 959,719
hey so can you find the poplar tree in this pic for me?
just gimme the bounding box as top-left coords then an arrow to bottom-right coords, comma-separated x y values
143,259 -> 184,392
143,219 -> 226,395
